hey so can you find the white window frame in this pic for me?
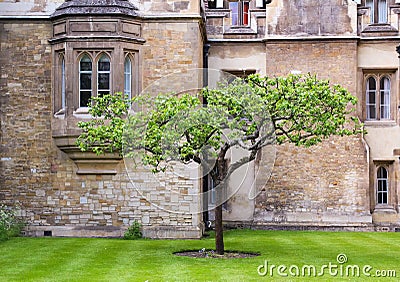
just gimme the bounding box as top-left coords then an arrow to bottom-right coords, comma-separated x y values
97,53 -> 111,96
124,55 -> 132,100
61,55 -> 66,110
79,54 -> 93,108
365,74 -> 392,121
376,166 -> 389,205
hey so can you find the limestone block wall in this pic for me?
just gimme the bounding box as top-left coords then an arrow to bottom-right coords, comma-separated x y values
141,20 -> 203,87
254,137 -> 370,228
265,0 -> 357,37
0,0 -> 64,16
208,43 -> 266,75
140,0 -> 200,14
253,39 -> 371,228
0,15 -> 205,238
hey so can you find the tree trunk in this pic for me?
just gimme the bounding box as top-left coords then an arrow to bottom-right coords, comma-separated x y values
215,203 -> 224,255
214,152 -> 227,255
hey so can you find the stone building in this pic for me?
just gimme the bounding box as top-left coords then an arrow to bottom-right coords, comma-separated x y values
0,0 -> 399,238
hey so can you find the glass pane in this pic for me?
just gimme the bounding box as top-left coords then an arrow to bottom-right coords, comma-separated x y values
366,77 -> 376,120
368,92 -> 376,104
80,55 -> 92,71
125,57 -> 132,73
98,73 -> 110,90
367,77 -> 376,90
382,192 -> 388,204
124,74 -> 131,92
98,54 -> 110,71
208,0 -> 216,9
80,91 -> 91,107
368,105 -> 376,119
378,193 -> 383,204
243,2 -> 249,25
61,57 -> 65,109
380,91 -> 390,119
98,62 -> 110,71
380,76 -> 390,90
230,2 -> 238,26
366,0 -> 374,23
80,73 -> 92,90
378,180 -> 386,191
378,0 -> 387,23
124,57 -> 132,97
377,167 -> 387,178
98,62 -> 110,72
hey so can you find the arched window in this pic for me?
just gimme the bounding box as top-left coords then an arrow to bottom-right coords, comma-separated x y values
377,166 -> 388,204
79,54 -> 92,107
124,56 -> 132,100
61,55 -> 66,109
365,74 -> 391,121
380,76 -> 390,119
366,77 -> 376,120
97,54 -> 111,96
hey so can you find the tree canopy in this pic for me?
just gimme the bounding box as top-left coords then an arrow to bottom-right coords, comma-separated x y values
76,73 -> 363,255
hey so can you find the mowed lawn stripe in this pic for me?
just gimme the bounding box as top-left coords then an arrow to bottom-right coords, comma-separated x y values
0,230 -> 399,281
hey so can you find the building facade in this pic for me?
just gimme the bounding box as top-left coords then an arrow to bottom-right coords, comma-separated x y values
0,0 -> 399,238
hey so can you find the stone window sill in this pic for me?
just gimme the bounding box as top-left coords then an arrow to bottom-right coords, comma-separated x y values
364,120 -> 397,127
224,26 -> 256,35
373,205 -> 396,214
53,135 -> 122,175
73,107 -> 92,119
54,108 -> 66,119
361,23 -> 398,34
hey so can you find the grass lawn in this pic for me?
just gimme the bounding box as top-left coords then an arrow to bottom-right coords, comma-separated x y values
0,229 -> 399,281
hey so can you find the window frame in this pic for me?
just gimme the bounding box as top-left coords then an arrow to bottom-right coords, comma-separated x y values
376,166 -> 389,205
77,51 -> 113,109
78,53 -> 93,108
372,160 -> 395,211
363,71 -> 395,122
61,55 -> 66,110
229,0 -> 250,26
53,46 -> 140,116
124,54 -> 133,101
364,0 -> 388,24
97,53 -> 111,97
54,52 -> 66,115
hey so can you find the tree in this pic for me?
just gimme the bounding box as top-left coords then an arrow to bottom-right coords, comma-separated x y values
76,73 -> 363,255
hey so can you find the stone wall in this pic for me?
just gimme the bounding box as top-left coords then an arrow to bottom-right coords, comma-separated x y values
141,0 -> 199,14
0,15 -> 205,238
253,39 -> 371,228
0,20 -> 54,215
141,20 -> 203,87
265,0 -> 357,36
0,0 -> 64,16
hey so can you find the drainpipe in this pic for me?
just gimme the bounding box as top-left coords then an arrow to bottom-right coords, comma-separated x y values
203,44 -> 210,89
202,43 -> 210,228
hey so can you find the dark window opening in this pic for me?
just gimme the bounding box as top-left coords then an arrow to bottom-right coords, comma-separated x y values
377,166 -> 388,204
